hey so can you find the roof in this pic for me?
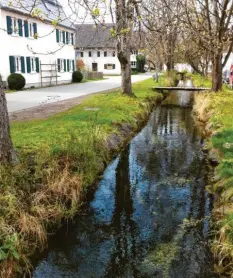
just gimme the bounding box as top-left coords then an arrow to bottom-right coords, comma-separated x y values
0,0 -> 75,30
75,24 -> 115,49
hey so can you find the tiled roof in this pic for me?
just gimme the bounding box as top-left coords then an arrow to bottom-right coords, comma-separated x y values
0,0 -> 75,30
75,23 -> 115,49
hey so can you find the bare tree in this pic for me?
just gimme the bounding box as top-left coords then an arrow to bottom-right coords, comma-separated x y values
182,0 -> 233,91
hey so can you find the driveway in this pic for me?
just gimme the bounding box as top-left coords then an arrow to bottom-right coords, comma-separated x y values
6,74 -> 151,112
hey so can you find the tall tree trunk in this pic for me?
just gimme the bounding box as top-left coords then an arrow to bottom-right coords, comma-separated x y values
119,52 -> 133,95
0,85 -> 17,164
115,0 -> 134,96
212,53 -> 222,92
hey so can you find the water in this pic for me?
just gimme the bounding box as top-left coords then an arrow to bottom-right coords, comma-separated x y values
33,86 -> 216,278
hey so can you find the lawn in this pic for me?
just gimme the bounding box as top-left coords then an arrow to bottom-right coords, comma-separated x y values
0,78 -> 162,277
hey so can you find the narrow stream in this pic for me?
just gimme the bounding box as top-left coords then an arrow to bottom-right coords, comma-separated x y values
33,83 -> 217,278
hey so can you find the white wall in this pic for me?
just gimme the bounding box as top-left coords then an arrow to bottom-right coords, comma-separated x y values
223,53 -> 233,73
77,50 -> 138,74
0,9 -> 75,87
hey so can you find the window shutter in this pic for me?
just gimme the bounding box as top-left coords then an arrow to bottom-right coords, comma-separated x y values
67,59 -> 70,72
33,23 -> 37,38
57,59 -> 61,72
64,59 -> 66,72
6,16 -> 12,35
20,57 -> 25,73
62,31 -> 65,43
72,60 -> 75,71
56,29 -> 59,42
9,56 -> 15,73
24,21 -> 29,37
18,19 -> 23,37
113,64 -> 116,70
26,57 -> 31,73
66,32 -> 68,44
71,33 -> 74,45
35,58 -> 39,73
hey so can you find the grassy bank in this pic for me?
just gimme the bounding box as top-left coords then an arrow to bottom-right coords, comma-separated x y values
0,78 -> 163,277
192,74 -> 233,276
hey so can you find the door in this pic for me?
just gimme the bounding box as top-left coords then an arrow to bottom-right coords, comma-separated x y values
92,63 -> 98,72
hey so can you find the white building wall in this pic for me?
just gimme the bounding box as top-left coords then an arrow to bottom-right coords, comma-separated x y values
0,9 -> 75,87
77,49 -> 138,75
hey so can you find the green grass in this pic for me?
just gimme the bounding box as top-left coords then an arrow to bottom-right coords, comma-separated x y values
191,74 -> 212,88
192,74 -> 233,274
1,78 -> 163,277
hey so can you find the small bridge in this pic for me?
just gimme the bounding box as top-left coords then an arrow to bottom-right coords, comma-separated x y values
153,87 -> 210,94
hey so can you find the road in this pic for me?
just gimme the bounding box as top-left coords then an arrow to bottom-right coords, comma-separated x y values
6,74 -> 151,112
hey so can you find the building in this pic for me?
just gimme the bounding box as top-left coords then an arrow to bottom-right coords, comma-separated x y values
75,24 -> 138,75
0,0 -> 76,88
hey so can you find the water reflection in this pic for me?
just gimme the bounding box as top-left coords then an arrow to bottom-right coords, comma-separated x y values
33,89 -> 216,278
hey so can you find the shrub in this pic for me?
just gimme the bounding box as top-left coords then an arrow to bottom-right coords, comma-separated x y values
7,73 -> 25,90
72,71 -> 83,83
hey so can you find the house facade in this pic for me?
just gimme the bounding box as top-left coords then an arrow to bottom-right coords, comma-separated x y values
0,0 -> 76,88
76,24 -> 138,75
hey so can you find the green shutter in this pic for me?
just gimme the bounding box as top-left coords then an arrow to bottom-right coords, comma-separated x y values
66,32 -> 68,44
24,21 -> 29,37
21,57 -> 25,73
62,31 -> 65,43
9,56 -> 15,73
6,16 -> 12,35
64,59 -> 66,72
57,59 -> 60,72
33,23 -> 37,38
18,19 -> 23,36
26,57 -> 31,73
56,29 -> 59,42
67,59 -> 70,72
35,57 -> 39,73
72,60 -> 75,71
71,33 -> 74,45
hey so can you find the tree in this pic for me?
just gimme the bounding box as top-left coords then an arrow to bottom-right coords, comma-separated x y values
182,0 -> 233,91
0,81 -> 17,164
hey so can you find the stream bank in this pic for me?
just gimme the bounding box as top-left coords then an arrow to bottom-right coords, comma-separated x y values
193,88 -> 233,277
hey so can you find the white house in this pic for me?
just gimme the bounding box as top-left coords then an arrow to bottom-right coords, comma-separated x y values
75,24 -> 138,75
0,0 -> 76,88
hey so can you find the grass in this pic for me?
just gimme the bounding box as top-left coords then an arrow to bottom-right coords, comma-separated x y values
0,78 -> 163,277
192,74 -> 233,275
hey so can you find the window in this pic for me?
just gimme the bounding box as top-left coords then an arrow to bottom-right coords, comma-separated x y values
131,50 -> 138,55
28,22 -> 34,38
104,64 -> 116,70
68,59 -> 74,72
12,18 -> 19,35
56,30 -> 65,43
131,61 -> 137,68
104,51 -> 107,57
15,56 -> 21,72
97,51 -> 101,57
66,32 -> 71,44
60,59 -> 65,71
112,51 -> 116,57
89,51 -> 92,57
30,57 -> 36,72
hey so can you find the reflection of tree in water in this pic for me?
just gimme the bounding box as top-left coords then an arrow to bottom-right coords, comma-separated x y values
104,146 -> 140,277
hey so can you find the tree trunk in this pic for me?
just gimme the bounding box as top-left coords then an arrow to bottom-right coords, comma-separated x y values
0,85 -> 17,164
119,52 -> 133,95
212,53 -> 222,92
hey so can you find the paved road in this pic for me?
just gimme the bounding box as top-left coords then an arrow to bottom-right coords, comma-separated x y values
6,74 -> 151,112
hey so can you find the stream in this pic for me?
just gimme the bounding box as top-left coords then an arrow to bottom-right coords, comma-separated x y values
33,82 -> 217,278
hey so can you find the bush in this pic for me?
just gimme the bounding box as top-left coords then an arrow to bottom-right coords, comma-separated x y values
7,73 -> 25,90
72,71 -> 83,83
